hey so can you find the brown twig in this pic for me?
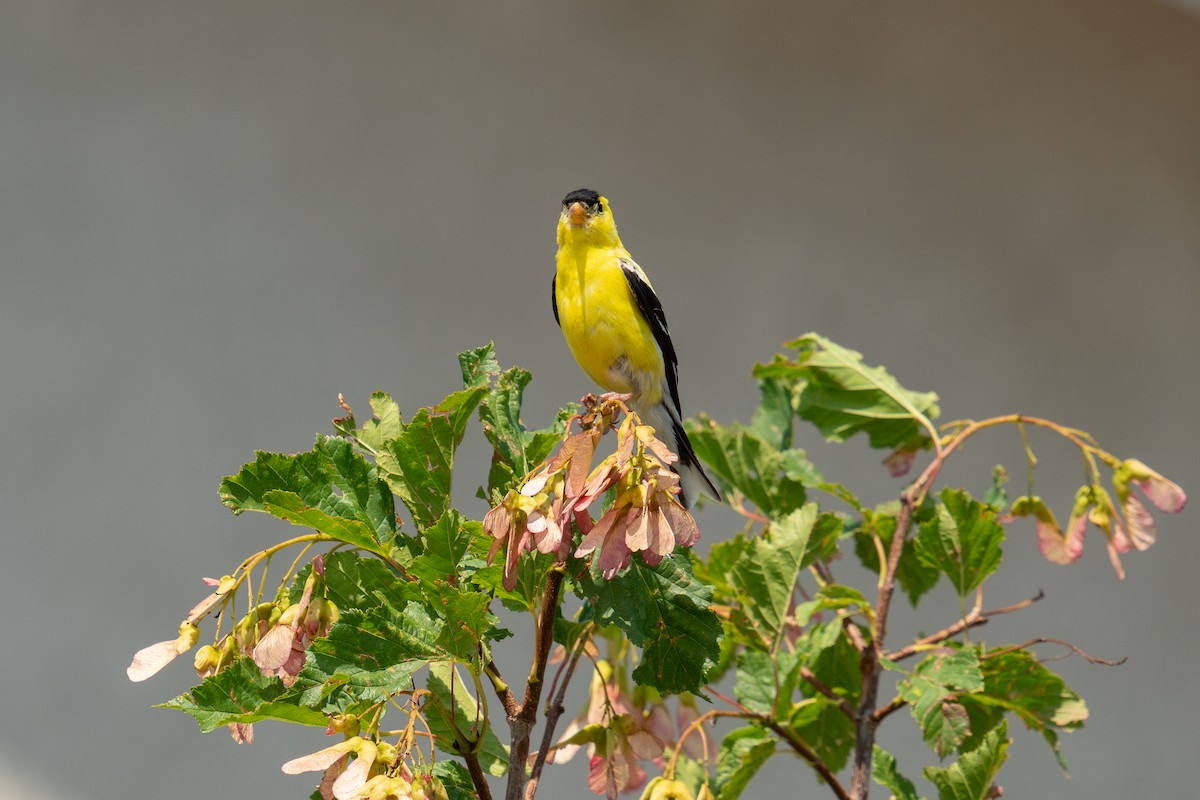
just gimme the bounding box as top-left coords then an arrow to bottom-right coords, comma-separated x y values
485,658 -> 520,719
983,637 -> 1127,667
799,666 -> 856,721
504,568 -> 566,800
885,590 -> 1045,662
765,719 -> 852,800
848,487 -> 919,799
525,625 -> 594,800
462,750 -> 496,800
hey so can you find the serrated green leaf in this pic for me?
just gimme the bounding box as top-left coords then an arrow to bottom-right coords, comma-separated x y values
299,606 -> 443,705
872,745 -> 923,800
219,436 -> 397,550
926,700 -> 972,758
356,392 -> 404,452
687,417 -> 810,518
424,582 -> 497,663
753,333 -> 940,451
431,760 -> 478,800
983,466 -> 1008,512
967,648 -> 1086,771
425,662 -> 509,777
749,377 -> 795,451
733,648 -> 776,714
715,726 -> 776,800
576,553 -> 722,695
471,547 -> 556,614
917,649 -> 985,694
458,343 -> 500,389
160,657 -> 329,732
788,694 -> 857,772
409,510 -> 480,584
731,504 -> 817,651
899,651 -> 984,758
923,721 -> 1010,800
290,551 -> 408,613
785,625 -> 860,772
371,387 -> 487,531
465,349 -> 574,497
852,507 -> 941,606
262,490 -> 391,558
916,489 -> 1004,598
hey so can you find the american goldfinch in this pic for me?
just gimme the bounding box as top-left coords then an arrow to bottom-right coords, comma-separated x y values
552,188 -> 720,509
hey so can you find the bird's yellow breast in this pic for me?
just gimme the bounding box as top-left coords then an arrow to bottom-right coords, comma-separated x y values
554,242 -> 665,407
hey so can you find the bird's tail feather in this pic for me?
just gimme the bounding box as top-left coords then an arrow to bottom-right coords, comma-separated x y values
638,401 -> 721,510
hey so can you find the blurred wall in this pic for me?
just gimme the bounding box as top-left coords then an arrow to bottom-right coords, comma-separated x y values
2,2 -> 1197,798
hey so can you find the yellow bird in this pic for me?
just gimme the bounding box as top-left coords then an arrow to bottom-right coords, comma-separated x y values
552,188 -> 720,509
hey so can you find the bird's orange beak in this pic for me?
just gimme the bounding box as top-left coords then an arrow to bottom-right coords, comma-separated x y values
567,202 -> 588,226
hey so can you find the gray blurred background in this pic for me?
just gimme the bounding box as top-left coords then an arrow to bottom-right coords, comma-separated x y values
3,2 -> 1198,798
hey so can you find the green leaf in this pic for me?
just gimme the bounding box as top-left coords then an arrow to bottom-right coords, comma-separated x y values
219,436 -> 397,550
425,662 -> 509,777
687,417 -> 810,518
290,551 -> 408,613
576,553 -> 722,695
969,648 -> 1086,770
916,489 -> 1004,598
983,466 -> 1009,512
918,649 -> 985,694
423,582 -> 499,663
462,346 -> 574,497
715,726 -> 776,800
733,648 -> 777,715
355,391 -> 405,452
749,376 -> 795,450
853,505 -> 941,606
731,504 -> 817,651
786,625 -> 860,772
471,548 -> 556,614
899,650 -> 985,757
299,606 -> 443,705
872,745 -> 923,800
788,694 -> 857,772
430,760 -> 478,800
458,343 -> 501,389
371,387 -> 487,531
262,490 -> 392,558
753,333 -> 940,451
923,721 -> 1010,800
160,658 -> 329,732
409,510 -> 481,584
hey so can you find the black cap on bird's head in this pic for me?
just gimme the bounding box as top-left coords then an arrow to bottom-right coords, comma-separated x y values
562,188 -> 606,227
563,188 -> 601,208
558,188 -> 621,245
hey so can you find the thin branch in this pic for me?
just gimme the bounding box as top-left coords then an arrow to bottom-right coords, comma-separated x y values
525,625 -> 594,800
849,480 -> 922,800
984,637 -> 1127,667
505,568 -> 566,800
765,719 -> 852,800
485,658 -> 520,719
885,590 -> 1045,662
462,750 -> 495,800
799,666 -> 856,721
873,696 -> 907,725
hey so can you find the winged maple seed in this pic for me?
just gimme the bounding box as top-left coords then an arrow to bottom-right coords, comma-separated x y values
483,395 -> 701,590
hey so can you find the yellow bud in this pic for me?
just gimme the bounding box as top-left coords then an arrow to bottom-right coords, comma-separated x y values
649,778 -> 695,800
176,622 -> 200,652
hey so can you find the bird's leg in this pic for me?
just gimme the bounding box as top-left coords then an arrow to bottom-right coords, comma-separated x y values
597,391 -> 636,404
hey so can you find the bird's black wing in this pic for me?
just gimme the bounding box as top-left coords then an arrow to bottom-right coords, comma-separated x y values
619,258 -> 681,417
551,273 -> 560,327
